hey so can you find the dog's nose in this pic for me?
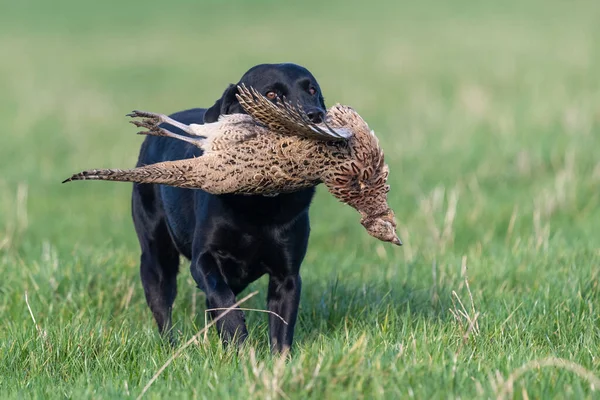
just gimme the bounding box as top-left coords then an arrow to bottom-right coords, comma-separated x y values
305,108 -> 325,123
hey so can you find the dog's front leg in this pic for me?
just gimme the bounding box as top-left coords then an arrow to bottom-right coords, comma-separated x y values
267,274 -> 302,354
191,252 -> 248,347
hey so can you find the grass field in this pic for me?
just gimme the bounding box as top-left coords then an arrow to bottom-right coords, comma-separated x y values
1,0 -> 599,398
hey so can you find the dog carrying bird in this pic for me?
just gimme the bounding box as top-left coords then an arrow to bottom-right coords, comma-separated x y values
64,84 -> 402,246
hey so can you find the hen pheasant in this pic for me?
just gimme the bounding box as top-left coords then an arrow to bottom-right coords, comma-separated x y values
64,85 -> 402,246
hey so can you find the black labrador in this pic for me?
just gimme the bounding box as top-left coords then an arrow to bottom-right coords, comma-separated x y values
132,63 -> 326,353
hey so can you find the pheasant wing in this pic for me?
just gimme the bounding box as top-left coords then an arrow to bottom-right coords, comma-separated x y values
235,84 -> 353,141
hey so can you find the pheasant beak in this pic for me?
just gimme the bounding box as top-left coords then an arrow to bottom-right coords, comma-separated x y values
361,215 -> 403,246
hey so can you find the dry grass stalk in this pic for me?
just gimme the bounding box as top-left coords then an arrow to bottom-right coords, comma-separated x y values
25,291 -> 42,335
449,256 -> 480,347
136,290 -> 259,400
244,348 -> 290,400
203,307 -> 288,343
419,185 -> 460,252
493,357 -> 600,400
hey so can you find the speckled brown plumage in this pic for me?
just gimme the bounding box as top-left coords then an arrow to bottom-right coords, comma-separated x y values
64,85 -> 401,245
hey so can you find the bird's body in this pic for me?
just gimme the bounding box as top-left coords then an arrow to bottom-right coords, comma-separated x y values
65,85 -> 401,245
118,115 -> 326,195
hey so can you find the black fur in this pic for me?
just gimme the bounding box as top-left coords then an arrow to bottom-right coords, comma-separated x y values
132,63 -> 327,353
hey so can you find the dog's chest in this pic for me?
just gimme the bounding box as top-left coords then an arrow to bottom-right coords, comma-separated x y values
209,227 -> 290,285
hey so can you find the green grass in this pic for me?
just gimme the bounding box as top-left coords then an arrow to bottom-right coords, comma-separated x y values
1,0 -> 600,398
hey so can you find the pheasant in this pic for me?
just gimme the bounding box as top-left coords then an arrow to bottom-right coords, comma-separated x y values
64,85 -> 402,246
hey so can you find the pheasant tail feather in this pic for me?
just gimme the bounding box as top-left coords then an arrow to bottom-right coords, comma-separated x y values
62,160 -> 198,188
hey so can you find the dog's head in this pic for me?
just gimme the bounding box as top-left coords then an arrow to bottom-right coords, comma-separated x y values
204,63 -> 326,124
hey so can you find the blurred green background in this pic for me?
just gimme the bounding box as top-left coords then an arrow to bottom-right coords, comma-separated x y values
1,0 -> 599,398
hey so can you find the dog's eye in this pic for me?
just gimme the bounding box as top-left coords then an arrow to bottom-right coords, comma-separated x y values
266,91 -> 277,99
308,87 -> 317,96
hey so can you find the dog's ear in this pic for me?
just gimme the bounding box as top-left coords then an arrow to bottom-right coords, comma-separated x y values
204,84 -> 240,123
